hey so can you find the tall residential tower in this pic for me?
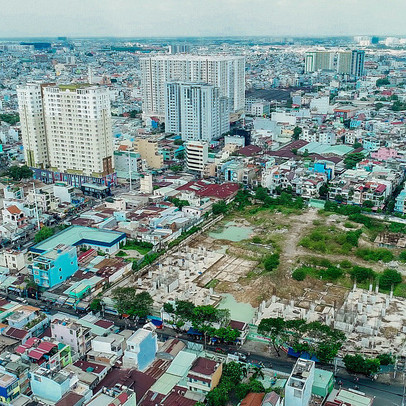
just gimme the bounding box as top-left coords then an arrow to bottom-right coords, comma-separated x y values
18,83 -> 115,186
140,54 -> 245,120
165,81 -> 229,142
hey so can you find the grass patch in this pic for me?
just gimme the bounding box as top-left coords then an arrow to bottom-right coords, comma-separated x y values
205,279 -> 219,289
300,225 -> 361,255
122,240 -> 153,255
355,248 -> 394,263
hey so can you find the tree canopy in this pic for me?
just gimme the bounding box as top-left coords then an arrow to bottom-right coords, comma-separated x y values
34,226 -> 54,243
5,165 -> 33,181
258,317 -> 345,362
112,288 -> 153,318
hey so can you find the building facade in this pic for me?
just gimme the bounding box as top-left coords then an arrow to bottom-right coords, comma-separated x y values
17,83 -> 115,186
185,141 -> 209,175
140,54 -> 245,119
165,81 -> 229,142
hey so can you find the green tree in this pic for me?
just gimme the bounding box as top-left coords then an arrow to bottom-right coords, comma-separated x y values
379,269 -> 402,290
363,200 -> 374,208
258,317 -> 286,356
318,183 -> 329,198
206,386 -> 229,406
376,77 -> 390,87
90,298 -> 102,312
0,113 -> 20,125
293,126 -> 302,140
377,353 -> 394,365
112,288 -> 153,318
344,354 -> 381,376
212,201 -> 228,215
34,226 -> 54,243
222,362 -> 244,385
6,165 -> 33,181
255,186 -> 268,201
344,152 -> 365,169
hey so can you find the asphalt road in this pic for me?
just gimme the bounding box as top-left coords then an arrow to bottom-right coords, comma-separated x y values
16,295 -> 406,405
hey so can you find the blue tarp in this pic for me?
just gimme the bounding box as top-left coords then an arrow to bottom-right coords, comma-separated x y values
287,347 -> 319,362
187,328 -> 202,335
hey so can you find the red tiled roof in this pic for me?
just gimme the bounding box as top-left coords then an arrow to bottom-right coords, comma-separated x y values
4,327 -> 28,340
229,320 -> 247,331
73,360 -> 107,374
240,393 -> 265,406
237,145 -> 263,157
94,319 -> 114,329
163,392 -> 197,406
190,357 -> 218,376
6,205 -> 21,215
55,392 -> 84,406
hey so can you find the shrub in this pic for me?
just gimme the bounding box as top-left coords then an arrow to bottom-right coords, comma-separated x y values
355,248 -> 394,263
350,266 -> 375,282
321,267 -> 343,280
340,260 -> 353,269
379,269 -> 402,290
292,268 -> 307,281
263,253 -> 280,272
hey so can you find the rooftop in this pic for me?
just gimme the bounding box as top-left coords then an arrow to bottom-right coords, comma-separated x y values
30,225 -> 126,254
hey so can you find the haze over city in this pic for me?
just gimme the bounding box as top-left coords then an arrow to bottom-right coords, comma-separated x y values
1,0 -> 406,37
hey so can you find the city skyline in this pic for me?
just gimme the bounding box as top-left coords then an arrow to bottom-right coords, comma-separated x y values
2,0 -> 406,38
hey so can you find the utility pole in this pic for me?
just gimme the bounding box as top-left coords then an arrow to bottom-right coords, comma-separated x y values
128,151 -> 132,192
32,182 -> 40,230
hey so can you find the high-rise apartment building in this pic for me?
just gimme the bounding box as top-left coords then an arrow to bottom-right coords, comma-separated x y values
336,50 -> 365,77
140,54 -> 245,120
336,51 -> 352,74
165,81 -> 229,142
17,83 -> 115,186
350,50 -> 365,77
168,44 -> 191,54
304,51 -> 334,73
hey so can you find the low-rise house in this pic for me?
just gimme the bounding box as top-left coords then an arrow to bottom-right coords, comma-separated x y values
229,320 -> 249,345
123,329 -> 158,371
30,367 -> 91,403
0,372 -> 20,404
186,357 -> 222,394
31,245 -> 78,289
51,319 -> 92,357
91,334 -> 125,358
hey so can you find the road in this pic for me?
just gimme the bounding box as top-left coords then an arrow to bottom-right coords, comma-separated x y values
14,294 -> 405,405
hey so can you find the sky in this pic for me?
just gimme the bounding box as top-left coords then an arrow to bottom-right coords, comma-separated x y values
1,0 -> 406,38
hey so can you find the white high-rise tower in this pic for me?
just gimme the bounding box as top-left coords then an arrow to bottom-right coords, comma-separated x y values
140,54 -> 245,120
165,81 -> 229,142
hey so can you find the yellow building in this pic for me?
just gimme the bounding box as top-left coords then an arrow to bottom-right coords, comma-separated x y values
134,138 -> 164,169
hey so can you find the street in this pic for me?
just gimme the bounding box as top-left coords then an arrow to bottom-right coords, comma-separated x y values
17,293 -> 404,405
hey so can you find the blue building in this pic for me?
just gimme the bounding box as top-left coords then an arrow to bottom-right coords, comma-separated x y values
32,245 -> 78,288
0,372 -> 20,404
308,161 -> 334,180
30,368 -> 72,403
123,328 -> 158,371
395,187 -> 406,214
